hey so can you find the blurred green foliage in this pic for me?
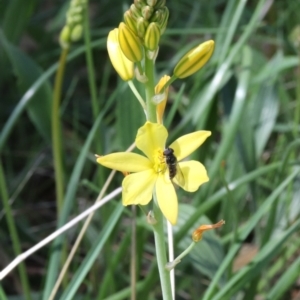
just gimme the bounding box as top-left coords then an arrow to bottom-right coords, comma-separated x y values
1,0 -> 300,299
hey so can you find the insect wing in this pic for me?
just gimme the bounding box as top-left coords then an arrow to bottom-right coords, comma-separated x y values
173,162 -> 185,187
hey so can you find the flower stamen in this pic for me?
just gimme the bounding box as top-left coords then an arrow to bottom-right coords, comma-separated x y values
153,148 -> 166,174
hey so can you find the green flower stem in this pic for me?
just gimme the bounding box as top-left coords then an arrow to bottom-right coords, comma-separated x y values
144,55 -> 156,122
160,75 -> 176,93
83,3 -> 99,121
166,242 -> 196,271
52,48 -> 68,215
128,81 -> 146,111
0,160 -> 32,300
152,195 -> 173,300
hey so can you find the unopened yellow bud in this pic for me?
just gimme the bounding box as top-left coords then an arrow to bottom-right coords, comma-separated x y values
118,22 -> 143,63
155,75 -> 170,124
59,25 -> 71,49
174,40 -> 215,79
192,220 -> 225,242
107,28 -> 134,81
124,11 -> 138,35
147,0 -> 157,6
70,24 -> 83,41
134,0 -> 146,9
136,17 -> 148,39
144,22 -> 160,50
142,5 -> 154,20
130,4 -> 142,18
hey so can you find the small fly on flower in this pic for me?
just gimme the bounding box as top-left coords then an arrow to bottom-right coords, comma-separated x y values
163,147 -> 185,186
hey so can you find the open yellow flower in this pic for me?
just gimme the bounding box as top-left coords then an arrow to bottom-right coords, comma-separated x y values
96,122 -> 211,225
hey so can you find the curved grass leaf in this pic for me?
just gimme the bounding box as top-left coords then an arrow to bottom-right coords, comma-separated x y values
0,30 -> 52,141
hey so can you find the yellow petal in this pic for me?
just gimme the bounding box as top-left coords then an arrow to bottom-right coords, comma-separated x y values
155,75 -> 170,124
97,152 -> 152,172
175,161 -> 209,192
169,130 -> 211,161
107,28 -> 134,81
122,170 -> 157,205
135,122 -> 168,161
155,174 -> 178,225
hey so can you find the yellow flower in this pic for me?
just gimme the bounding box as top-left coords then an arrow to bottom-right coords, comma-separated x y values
107,28 -> 134,81
96,122 -> 210,225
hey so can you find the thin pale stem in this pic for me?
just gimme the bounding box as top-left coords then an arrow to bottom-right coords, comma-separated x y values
166,242 -> 196,271
0,187 -> 122,280
131,205 -> 137,300
152,195 -> 173,300
167,221 -> 175,299
128,80 -> 147,111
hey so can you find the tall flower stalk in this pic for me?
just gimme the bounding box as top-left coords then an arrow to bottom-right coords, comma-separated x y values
97,1 -> 220,298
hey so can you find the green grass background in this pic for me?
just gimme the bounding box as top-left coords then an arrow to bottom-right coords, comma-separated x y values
1,0 -> 300,299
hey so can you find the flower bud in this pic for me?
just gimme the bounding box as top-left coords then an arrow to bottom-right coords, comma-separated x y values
118,22 -> 143,63
59,25 -> 71,49
144,22 -> 161,51
155,75 -> 170,124
173,40 -> 215,79
136,17 -> 148,39
118,23 -> 143,63
158,7 -> 169,34
147,0 -> 157,6
142,5 -> 154,20
107,28 -> 134,81
124,11 -> 138,35
149,10 -> 161,23
134,0 -> 146,9
70,24 -> 83,42
130,4 -> 142,18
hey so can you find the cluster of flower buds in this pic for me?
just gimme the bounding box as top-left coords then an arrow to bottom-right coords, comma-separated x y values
107,0 -> 215,85
124,0 -> 169,51
59,0 -> 87,49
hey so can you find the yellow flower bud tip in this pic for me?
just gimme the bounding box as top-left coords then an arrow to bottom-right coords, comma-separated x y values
174,40 -> 215,79
192,219 -> 225,242
145,22 -> 161,51
107,28 -> 135,81
118,22 -> 143,63
70,24 -> 83,42
130,4 -> 142,18
137,17 -> 148,39
147,0 -> 157,6
59,25 -> 71,49
155,75 -> 170,124
124,11 -> 138,35
142,5 -> 154,20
